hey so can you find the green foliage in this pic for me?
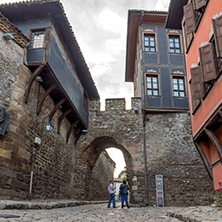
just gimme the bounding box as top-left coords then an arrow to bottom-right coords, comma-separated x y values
215,182 -> 222,207
121,173 -> 127,181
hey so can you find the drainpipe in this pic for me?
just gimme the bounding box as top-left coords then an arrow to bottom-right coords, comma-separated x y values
29,81 -> 41,200
139,11 -> 149,206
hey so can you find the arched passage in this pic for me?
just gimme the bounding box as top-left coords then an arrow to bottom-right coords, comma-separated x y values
80,136 -> 133,201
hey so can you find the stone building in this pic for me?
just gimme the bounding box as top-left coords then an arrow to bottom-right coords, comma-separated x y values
0,0 -> 215,207
166,0 -> 222,190
0,1 -> 114,201
124,10 -> 213,206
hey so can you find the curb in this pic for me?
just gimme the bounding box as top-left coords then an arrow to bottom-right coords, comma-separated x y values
167,212 -> 201,222
0,200 -> 107,210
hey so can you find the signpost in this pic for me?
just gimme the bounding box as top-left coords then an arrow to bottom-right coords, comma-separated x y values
155,175 -> 164,207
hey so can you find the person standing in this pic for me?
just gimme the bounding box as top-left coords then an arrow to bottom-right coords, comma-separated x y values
107,180 -> 116,208
120,180 -> 130,209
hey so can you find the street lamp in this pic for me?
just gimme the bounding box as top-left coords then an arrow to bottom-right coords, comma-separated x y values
45,120 -> 53,132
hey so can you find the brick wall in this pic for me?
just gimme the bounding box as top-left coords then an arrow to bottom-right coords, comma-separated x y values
0,28 -> 115,200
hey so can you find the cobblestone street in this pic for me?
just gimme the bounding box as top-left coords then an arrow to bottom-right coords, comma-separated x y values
0,202 -> 222,222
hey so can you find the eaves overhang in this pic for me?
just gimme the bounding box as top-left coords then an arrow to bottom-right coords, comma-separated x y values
165,0 -> 188,29
0,0 -> 99,100
125,10 -> 167,82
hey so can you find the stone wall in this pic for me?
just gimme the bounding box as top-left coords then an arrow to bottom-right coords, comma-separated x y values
77,98 -> 213,206
0,26 -> 214,206
145,113 -> 213,206
0,28 -> 115,200
90,151 -> 115,200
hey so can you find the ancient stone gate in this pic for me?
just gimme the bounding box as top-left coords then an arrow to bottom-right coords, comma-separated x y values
75,98 -> 213,206
76,98 -> 145,203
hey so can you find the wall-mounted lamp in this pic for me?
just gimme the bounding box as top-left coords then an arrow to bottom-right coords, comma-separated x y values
45,121 -> 53,132
36,76 -> 43,82
82,129 -> 88,133
3,33 -> 14,41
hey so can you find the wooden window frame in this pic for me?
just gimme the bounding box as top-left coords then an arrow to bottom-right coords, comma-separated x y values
168,34 -> 183,54
171,74 -> 187,98
29,28 -> 46,49
143,32 -> 157,52
145,73 -> 160,96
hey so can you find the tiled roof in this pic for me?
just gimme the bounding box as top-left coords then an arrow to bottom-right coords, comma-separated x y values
0,12 -> 29,47
128,9 -> 168,14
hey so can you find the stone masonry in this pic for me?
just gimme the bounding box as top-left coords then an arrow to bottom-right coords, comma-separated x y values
0,15 -> 213,206
0,23 -> 114,201
76,98 -> 213,206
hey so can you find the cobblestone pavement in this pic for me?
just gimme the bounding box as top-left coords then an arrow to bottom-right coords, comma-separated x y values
0,202 -> 222,222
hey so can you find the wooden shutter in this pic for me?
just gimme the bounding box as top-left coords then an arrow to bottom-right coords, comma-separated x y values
199,43 -> 217,82
190,66 -> 204,99
213,15 -> 222,58
183,3 -> 196,34
194,0 -> 207,10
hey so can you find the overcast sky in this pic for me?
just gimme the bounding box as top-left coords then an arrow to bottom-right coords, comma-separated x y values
0,0 -> 170,176
61,0 -> 170,109
0,0 -> 170,109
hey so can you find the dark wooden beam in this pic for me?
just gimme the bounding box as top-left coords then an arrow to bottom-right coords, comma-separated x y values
205,128 -> 222,162
57,109 -> 72,134
48,98 -> 66,120
194,142 -> 213,179
74,128 -> 82,146
219,109 -> 222,118
37,83 -> 57,115
24,65 -> 45,103
66,120 -> 79,144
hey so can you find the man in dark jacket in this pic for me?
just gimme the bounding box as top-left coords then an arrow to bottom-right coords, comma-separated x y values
119,180 -> 130,208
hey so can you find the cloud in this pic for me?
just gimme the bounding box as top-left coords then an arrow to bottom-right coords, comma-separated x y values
155,0 -> 170,11
0,0 -> 170,110
95,7 -> 126,34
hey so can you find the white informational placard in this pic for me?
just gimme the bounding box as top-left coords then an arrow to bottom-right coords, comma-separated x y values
155,175 -> 164,207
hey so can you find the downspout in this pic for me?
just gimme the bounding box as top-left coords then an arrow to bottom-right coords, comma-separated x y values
29,81 -> 41,200
139,10 -> 149,206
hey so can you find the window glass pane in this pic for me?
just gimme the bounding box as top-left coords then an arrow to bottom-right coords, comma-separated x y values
169,38 -> 173,42
175,43 -> 180,48
170,42 -> 174,47
173,84 -> 178,90
147,90 -> 152,95
150,37 -> 154,41
147,77 -> 151,82
145,47 -> 149,51
173,79 -> 177,83
179,84 -> 184,90
31,31 -> 45,48
150,48 -> 155,52
175,49 -> 180,53
153,90 -> 158,95
180,92 -> 185,97
153,83 -> 158,89
145,41 -> 149,46
179,79 -> 184,84
150,41 -> 155,46
170,49 -> 175,53
147,83 -> 152,88
152,77 -> 157,82
175,38 -> 179,43
174,92 -> 179,96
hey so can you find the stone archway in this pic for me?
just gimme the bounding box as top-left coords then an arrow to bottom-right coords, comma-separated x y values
75,98 -> 146,203
80,136 -> 133,201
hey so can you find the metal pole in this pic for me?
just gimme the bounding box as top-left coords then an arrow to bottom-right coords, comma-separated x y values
29,81 -> 41,200
139,11 -> 149,205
